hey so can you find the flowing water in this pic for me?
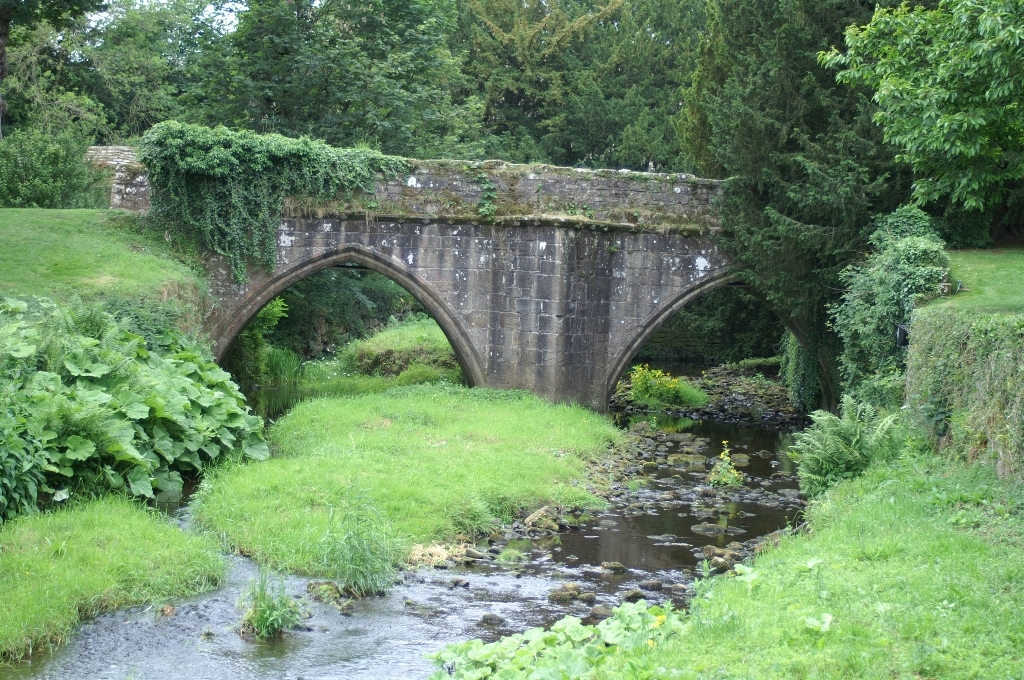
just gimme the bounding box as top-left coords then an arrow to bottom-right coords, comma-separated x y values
2,399 -> 803,680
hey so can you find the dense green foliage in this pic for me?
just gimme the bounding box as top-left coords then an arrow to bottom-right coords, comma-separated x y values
0,495 -> 224,663
194,385 -> 619,564
0,0 -> 106,138
830,206 -> 950,405
907,307 -> 1024,477
137,121 -> 408,282
788,396 -> 902,498
0,128 -> 109,208
224,297 -> 288,390
824,0 -> 1024,240
636,287 -> 784,365
0,298 -> 267,522
452,0 -> 703,169
429,601 -> 685,679
214,0 -> 468,157
680,0 -> 913,408
267,268 -> 419,359
627,364 -> 708,409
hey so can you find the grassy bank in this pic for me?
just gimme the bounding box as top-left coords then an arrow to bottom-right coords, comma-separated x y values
936,248 -> 1024,314
436,447 -> 1024,678
908,247 -> 1024,477
194,385 -> 621,575
0,496 -> 225,663
646,453 -> 1024,678
0,209 -> 201,301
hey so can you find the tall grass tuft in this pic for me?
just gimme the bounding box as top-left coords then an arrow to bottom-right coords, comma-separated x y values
314,488 -> 403,597
238,570 -> 301,638
263,345 -> 304,383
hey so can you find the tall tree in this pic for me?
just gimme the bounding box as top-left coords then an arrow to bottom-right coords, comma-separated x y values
208,0 -> 469,156
80,0 -> 228,140
823,0 -> 1024,241
0,0 -> 105,138
679,0 -> 911,409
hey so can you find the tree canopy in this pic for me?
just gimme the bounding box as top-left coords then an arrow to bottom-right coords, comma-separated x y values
823,0 -> 1024,237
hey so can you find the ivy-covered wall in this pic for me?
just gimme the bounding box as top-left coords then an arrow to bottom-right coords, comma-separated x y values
906,307 -> 1024,477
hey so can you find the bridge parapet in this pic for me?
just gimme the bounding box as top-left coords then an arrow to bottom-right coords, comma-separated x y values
87,147 -> 721,231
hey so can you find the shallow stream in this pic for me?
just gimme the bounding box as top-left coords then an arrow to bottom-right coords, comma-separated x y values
2,407 -> 802,680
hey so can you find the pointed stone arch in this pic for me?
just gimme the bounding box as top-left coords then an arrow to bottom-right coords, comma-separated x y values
208,243 -> 487,389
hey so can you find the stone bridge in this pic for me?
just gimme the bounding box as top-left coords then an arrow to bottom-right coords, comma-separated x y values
91,147 -> 741,409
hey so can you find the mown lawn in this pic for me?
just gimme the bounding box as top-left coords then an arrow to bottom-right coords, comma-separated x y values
934,248 -> 1024,314
0,497 -> 225,664
0,209 -> 200,300
194,385 -> 622,574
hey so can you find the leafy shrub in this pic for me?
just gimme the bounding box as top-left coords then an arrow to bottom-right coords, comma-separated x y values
707,442 -> 743,487
0,128 -> 110,209
238,571 -> 301,638
788,396 -> 904,498
428,601 -> 685,679
0,298 -> 267,522
831,206 -> 950,405
628,364 -> 708,408
137,122 -> 408,282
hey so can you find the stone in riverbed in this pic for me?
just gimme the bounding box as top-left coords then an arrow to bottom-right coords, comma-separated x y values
464,547 -> 490,560
667,453 -> 707,467
448,578 -> 470,589
578,592 -> 597,604
621,589 -> 645,603
709,556 -> 733,573
691,522 -> 728,536
590,605 -> 614,620
601,561 -> 627,573
638,579 -> 663,591
481,613 -> 506,626
548,583 -> 582,603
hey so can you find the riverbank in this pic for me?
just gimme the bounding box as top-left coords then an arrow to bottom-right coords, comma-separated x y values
194,385 -> 622,576
434,437 -> 1024,678
0,497 -> 224,663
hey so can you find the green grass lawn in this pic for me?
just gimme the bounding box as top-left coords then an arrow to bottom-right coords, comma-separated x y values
0,496 -> 225,663
932,248 -> 1024,314
435,450 -> 1024,679
194,385 -> 621,575
640,454 -> 1024,678
0,209 -> 200,300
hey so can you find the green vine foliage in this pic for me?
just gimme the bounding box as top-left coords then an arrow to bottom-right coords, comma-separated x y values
137,122 -> 409,283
